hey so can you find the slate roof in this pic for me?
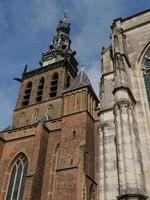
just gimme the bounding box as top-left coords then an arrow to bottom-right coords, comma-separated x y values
64,68 -> 99,102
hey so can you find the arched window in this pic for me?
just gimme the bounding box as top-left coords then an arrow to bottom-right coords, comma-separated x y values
6,154 -> 28,200
22,82 -> 32,106
36,77 -> 45,102
142,48 -> 150,106
50,73 -> 59,98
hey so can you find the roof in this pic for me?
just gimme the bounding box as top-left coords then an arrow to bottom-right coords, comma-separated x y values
64,68 -> 99,102
114,8 -> 150,23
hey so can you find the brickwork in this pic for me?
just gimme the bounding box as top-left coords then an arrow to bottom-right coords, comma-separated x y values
0,16 -> 99,199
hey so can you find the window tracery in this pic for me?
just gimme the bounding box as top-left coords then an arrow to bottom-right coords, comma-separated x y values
142,48 -> 150,106
6,154 -> 28,200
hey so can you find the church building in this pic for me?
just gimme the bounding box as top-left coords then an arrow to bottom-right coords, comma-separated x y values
0,8 -> 150,200
99,8 -> 150,200
0,15 -> 99,200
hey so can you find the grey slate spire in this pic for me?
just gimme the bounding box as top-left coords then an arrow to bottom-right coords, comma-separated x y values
64,68 -> 99,101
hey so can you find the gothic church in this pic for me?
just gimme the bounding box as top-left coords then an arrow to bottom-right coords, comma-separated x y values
0,8 -> 150,200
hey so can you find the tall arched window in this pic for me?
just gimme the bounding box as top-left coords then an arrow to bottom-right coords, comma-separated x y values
36,77 -> 45,102
143,48 -> 150,106
6,154 -> 28,200
22,82 -> 32,106
50,73 -> 59,98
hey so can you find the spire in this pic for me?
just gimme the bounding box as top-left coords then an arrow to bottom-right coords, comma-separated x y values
39,12 -> 78,73
64,68 -> 99,101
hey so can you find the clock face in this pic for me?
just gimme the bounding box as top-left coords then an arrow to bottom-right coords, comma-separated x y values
43,58 -> 56,67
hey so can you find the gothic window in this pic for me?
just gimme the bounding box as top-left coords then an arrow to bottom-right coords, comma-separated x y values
6,154 -> 28,200
36,77 -> 45,102
50,73 -> 59,98
22,82 -> 32,106
143,49 -> 150,106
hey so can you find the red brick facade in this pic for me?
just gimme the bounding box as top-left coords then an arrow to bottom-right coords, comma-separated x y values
0,16 -> 99,200
0,17 -> 99,200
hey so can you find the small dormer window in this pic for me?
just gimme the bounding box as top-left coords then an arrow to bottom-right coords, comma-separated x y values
50,73 -> 59,98
22,82 -> 32,106
36,77 -> 45,102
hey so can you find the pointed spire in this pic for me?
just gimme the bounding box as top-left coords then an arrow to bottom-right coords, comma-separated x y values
64,68 -> 99,101
39,11 -> 78,72
64,67 -> 91,92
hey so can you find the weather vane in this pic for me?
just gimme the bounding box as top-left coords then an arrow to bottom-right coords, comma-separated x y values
63,9 -> 69,22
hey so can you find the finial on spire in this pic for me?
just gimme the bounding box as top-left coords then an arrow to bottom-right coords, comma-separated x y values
63,9 -> 69,22
81,65 -> 84,71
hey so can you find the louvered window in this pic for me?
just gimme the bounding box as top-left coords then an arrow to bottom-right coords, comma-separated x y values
36,78 -> 44,102
50,73 -> 59,98
22,82 -> 32,106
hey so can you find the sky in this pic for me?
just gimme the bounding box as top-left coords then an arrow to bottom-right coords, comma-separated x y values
0,0 -> 150,130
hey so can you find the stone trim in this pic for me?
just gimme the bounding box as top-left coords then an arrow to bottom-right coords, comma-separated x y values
56,164 -> 78,171
117,193 -> 148,200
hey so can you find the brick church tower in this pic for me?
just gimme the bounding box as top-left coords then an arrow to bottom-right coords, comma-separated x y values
0,14 -> 99,199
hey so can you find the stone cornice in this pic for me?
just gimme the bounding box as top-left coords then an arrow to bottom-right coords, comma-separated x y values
22,59 -> 66,80
117,193 -> 148,200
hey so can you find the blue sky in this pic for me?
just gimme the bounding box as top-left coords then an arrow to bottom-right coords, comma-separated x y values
0,0 -> 150,130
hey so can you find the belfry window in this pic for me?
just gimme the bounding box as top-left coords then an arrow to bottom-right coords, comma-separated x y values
50,73 -> 59,98
6,154 -> 28,200
22,82 -> 32,106
36,77 -> 45,102
143,49 -> 150,106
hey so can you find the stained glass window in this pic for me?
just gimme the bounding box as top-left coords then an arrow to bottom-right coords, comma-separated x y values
6,154 -> 28,200
143,49 -> 150,106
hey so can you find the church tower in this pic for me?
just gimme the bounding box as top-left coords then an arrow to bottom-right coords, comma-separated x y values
0,14 -> 99,200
